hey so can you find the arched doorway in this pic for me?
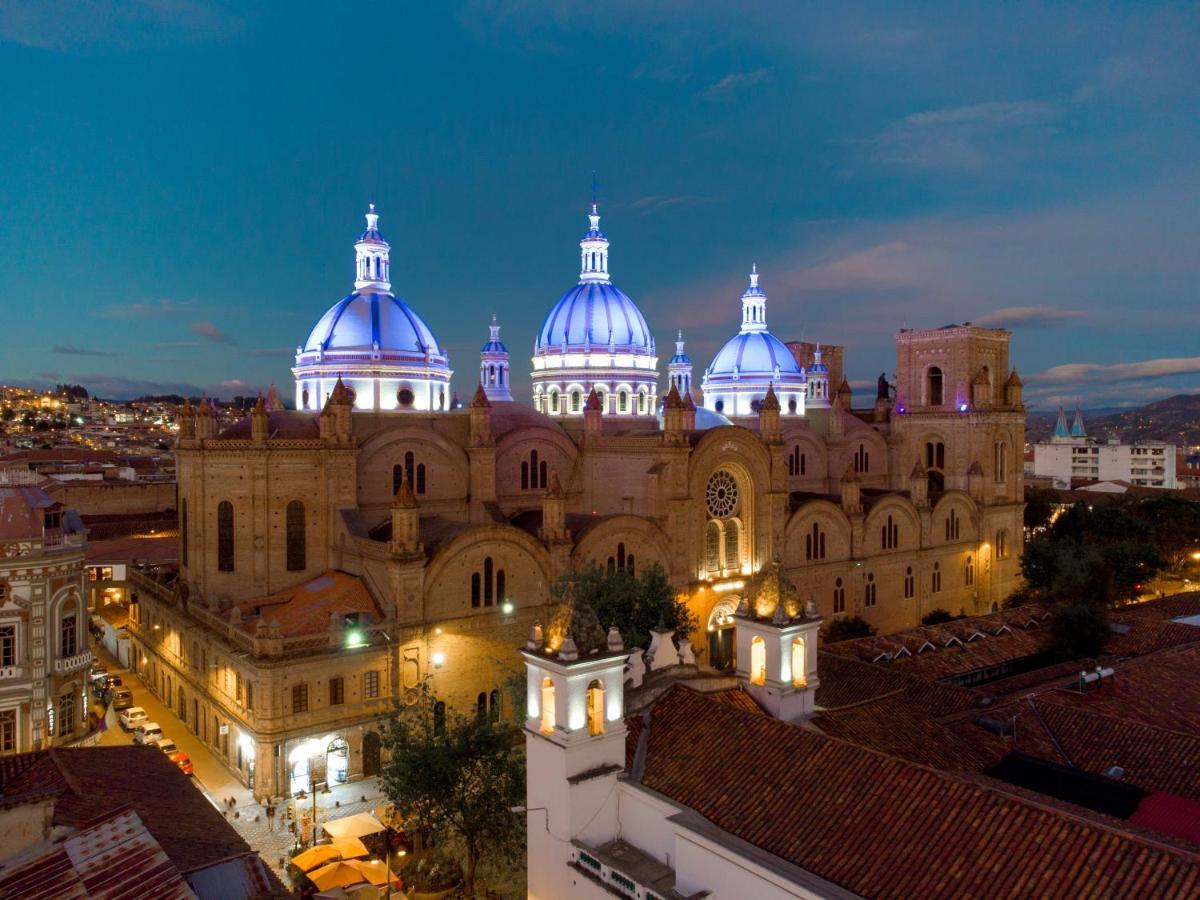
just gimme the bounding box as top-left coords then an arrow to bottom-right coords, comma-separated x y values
362,731 -> 381,777
706,599 -> 738,671
327,737 -> 350,785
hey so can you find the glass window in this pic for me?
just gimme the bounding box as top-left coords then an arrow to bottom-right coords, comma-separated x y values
292,683 -> 309,713
330,677 -> 344,706
363,670 -> 380,699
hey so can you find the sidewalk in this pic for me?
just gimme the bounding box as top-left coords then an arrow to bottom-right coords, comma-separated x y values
92,645 -> 391,882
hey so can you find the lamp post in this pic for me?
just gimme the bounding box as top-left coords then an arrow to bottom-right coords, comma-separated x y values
307,745 -> 326,847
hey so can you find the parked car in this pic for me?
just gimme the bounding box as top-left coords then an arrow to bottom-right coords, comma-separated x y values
157,739 -> 179,755
119,706 -> 147,729
169,752 -> 194,776
112,689 -> 134,711
133,722 -> 164,745
106,674 -> 123,688
88,666 -> 108,685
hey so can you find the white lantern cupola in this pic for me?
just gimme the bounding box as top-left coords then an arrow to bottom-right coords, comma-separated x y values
807,344 -> 831,409
579,201 -> 610,284
741,263 -> 767,333
354,203 -> 391,291
667,330 -> 693,398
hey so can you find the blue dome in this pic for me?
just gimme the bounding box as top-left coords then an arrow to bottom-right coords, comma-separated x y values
537,282 -> 653,352
705,331 -> 803,379
304,291 -> 444,358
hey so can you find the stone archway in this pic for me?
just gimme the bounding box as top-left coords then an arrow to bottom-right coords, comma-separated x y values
706,598 -> 739,671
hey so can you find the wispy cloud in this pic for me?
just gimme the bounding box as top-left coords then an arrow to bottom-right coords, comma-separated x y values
102,298 -> 190,319
1030,356 -> 1200,386
191,321 -> 235,344
630,195 -> 712,214
698,68 -> 771,101
0,0 -> 242,50
974,306 -> 1085,328
51,345 -> 118,357
871,100 -> 1061,169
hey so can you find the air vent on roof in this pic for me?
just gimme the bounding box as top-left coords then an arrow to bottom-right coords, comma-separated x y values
1104,766 -> 1126,780
976,716 -> 1013,737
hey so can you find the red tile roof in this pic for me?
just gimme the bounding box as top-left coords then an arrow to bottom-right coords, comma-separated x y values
635,686 -> 1200,899
236,570 -> 382,637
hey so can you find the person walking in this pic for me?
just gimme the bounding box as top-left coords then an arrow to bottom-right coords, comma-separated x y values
265,800 -> 275,831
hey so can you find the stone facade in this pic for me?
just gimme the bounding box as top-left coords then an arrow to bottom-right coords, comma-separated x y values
134,324 -> 1024,796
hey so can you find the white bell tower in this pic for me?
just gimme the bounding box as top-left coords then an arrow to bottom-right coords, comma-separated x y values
479,314 -> 512,402
521,606 -> 630,899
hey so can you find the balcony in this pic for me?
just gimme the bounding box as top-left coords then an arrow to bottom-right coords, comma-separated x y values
54,650 -> 93,674
0,665 -> 25,681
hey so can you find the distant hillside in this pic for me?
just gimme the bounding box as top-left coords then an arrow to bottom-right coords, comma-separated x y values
1027,394 -> 1200,446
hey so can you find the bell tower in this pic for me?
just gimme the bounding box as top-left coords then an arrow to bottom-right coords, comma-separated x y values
479,314 -> 512,402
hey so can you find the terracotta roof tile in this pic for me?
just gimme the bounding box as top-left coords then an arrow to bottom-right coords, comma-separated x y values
236,570 -> 382,637
634,686 -> 1200,899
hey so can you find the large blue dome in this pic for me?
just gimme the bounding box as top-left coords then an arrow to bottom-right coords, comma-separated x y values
705,330 -> 802,379
304,291 -> 444,358
537,282 -> 654,353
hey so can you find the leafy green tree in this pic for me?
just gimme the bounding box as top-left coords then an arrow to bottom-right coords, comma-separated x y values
379,685 -> 525,898
1131,495 -> 1200,571
823,616 -> 874,643
1045,603 -> 1110,661
921,608 -> 961,626
552,561 -> 697,649
1023,486 -> 1058,531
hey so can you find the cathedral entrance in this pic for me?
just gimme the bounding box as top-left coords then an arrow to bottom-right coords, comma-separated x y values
706,599 -> 738,671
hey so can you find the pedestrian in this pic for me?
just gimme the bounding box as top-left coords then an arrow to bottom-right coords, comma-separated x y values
266,800 -> 275,831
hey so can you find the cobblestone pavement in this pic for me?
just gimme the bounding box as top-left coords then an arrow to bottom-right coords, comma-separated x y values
93,646 -> 392,884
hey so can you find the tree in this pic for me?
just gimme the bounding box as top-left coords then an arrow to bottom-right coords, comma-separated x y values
921,608 -> 961,626
552,561 -> 697,649
1131,495 -> 1200,571
823,616 -> 874,643
1045,603 -> 1110,661
1023,486 -> 1058,531
379,685 -> 525,898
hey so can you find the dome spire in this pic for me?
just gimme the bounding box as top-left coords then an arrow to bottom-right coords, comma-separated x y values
355,202 -> 391,292
580,178 -> 610,284
480,312 -> 512,402
740,263 -> 767,333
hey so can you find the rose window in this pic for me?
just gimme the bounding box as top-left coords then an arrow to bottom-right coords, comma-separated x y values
706,471 -> 739,518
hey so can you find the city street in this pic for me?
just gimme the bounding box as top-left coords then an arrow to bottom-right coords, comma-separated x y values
93,645 -> 392,882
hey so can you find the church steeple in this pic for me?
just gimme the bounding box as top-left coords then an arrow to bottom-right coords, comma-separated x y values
480,313 -> 512,402
579,184 -> 610,284
740,264 -> 767,333
668,329 -> 693,398
354,202 -> 391,292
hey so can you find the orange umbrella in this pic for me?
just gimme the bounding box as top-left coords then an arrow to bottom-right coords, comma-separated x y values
343,858 -> 396,887
292,844 -> 342,873
330,836 -> 369,860
307,861 -> 371,891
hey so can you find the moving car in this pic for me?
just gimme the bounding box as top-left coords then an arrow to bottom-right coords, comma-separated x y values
169,752 -> 194,776
112,689 -> 134,711
118,706 -> 147,729
133,722 -> 164,745
157,739 -> 179,755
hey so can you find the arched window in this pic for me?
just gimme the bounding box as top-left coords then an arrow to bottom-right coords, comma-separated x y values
571,391 -> 581,412
964,555 -> 975,587
865,573 -> 877,607
996,529 -> 1009,559
927,366 -> 944,406
705,521 -> 722,573
286,500 -> 305,571
217,500 -> 234,572
489,689 -> 501,721
791,638 -> 807,687
904,566 -> 915,599
484,557 -> 494,606
724,518 -> 741,570
805,522 -> 826,561
416,464 -> 426,495
471,573 -> 481,608
626,554 -> 635,576
540,677 -> 555,734
551,391 -> 560,414
749,636 -> 766,686
476,691 -> 488,720
945,509 -> 961,541
854,444 -> 869,473
618,391 -> 628,413
180,499 -> 188,567
520,461 -> 529,490
932,562 -> 942,593
994,441 -> 1008,483
834,577 -> 845,613
60,611 -> 77,657
638,392 -> 646,414
881,514 -> 899,550
586,679 -> 605,735
616,542 -> 626,570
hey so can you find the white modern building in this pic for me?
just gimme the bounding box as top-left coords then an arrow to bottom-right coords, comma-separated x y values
1031,408 -> 1177,489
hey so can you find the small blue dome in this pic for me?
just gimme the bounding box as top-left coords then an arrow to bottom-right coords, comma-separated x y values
482,338 -> 508,353
537,282 -> 653,352
669,350 -> 691,365
655,402 -> 732,431
304,291 -> 444,359
705,331 -> 803,380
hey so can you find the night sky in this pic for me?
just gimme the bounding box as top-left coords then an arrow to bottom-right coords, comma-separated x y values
1,2 -> 1197,408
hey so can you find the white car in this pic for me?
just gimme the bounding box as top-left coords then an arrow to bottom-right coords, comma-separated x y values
133,722 -> 164,745
119,707 -> 148,730
157,739 -> 179,755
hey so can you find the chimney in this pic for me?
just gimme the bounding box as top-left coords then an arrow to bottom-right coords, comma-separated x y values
583,388 -> 603,439
662,383 -> 685,444
390,473 -> 422,555
469,383 -> 494,447
758,385 -> 781,443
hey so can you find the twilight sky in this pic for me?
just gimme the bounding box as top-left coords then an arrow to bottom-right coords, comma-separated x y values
1,1 -> 1197,409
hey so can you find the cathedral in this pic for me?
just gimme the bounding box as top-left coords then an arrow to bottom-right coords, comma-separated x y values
139,201 -> 1025,797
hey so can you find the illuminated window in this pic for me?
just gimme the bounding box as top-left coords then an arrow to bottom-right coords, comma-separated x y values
791,638 -> 806,687
586,679 -> 605,735
749,636 -> 766,685
996,530 -> 1009,559
540,677 -> 555,734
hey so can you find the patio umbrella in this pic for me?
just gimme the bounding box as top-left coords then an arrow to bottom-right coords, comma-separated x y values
292,844 -> 342,873
320,812 -> 386,840
330,836 -> 370,860
307,861 -> 371,891
344,858 -> 397,887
